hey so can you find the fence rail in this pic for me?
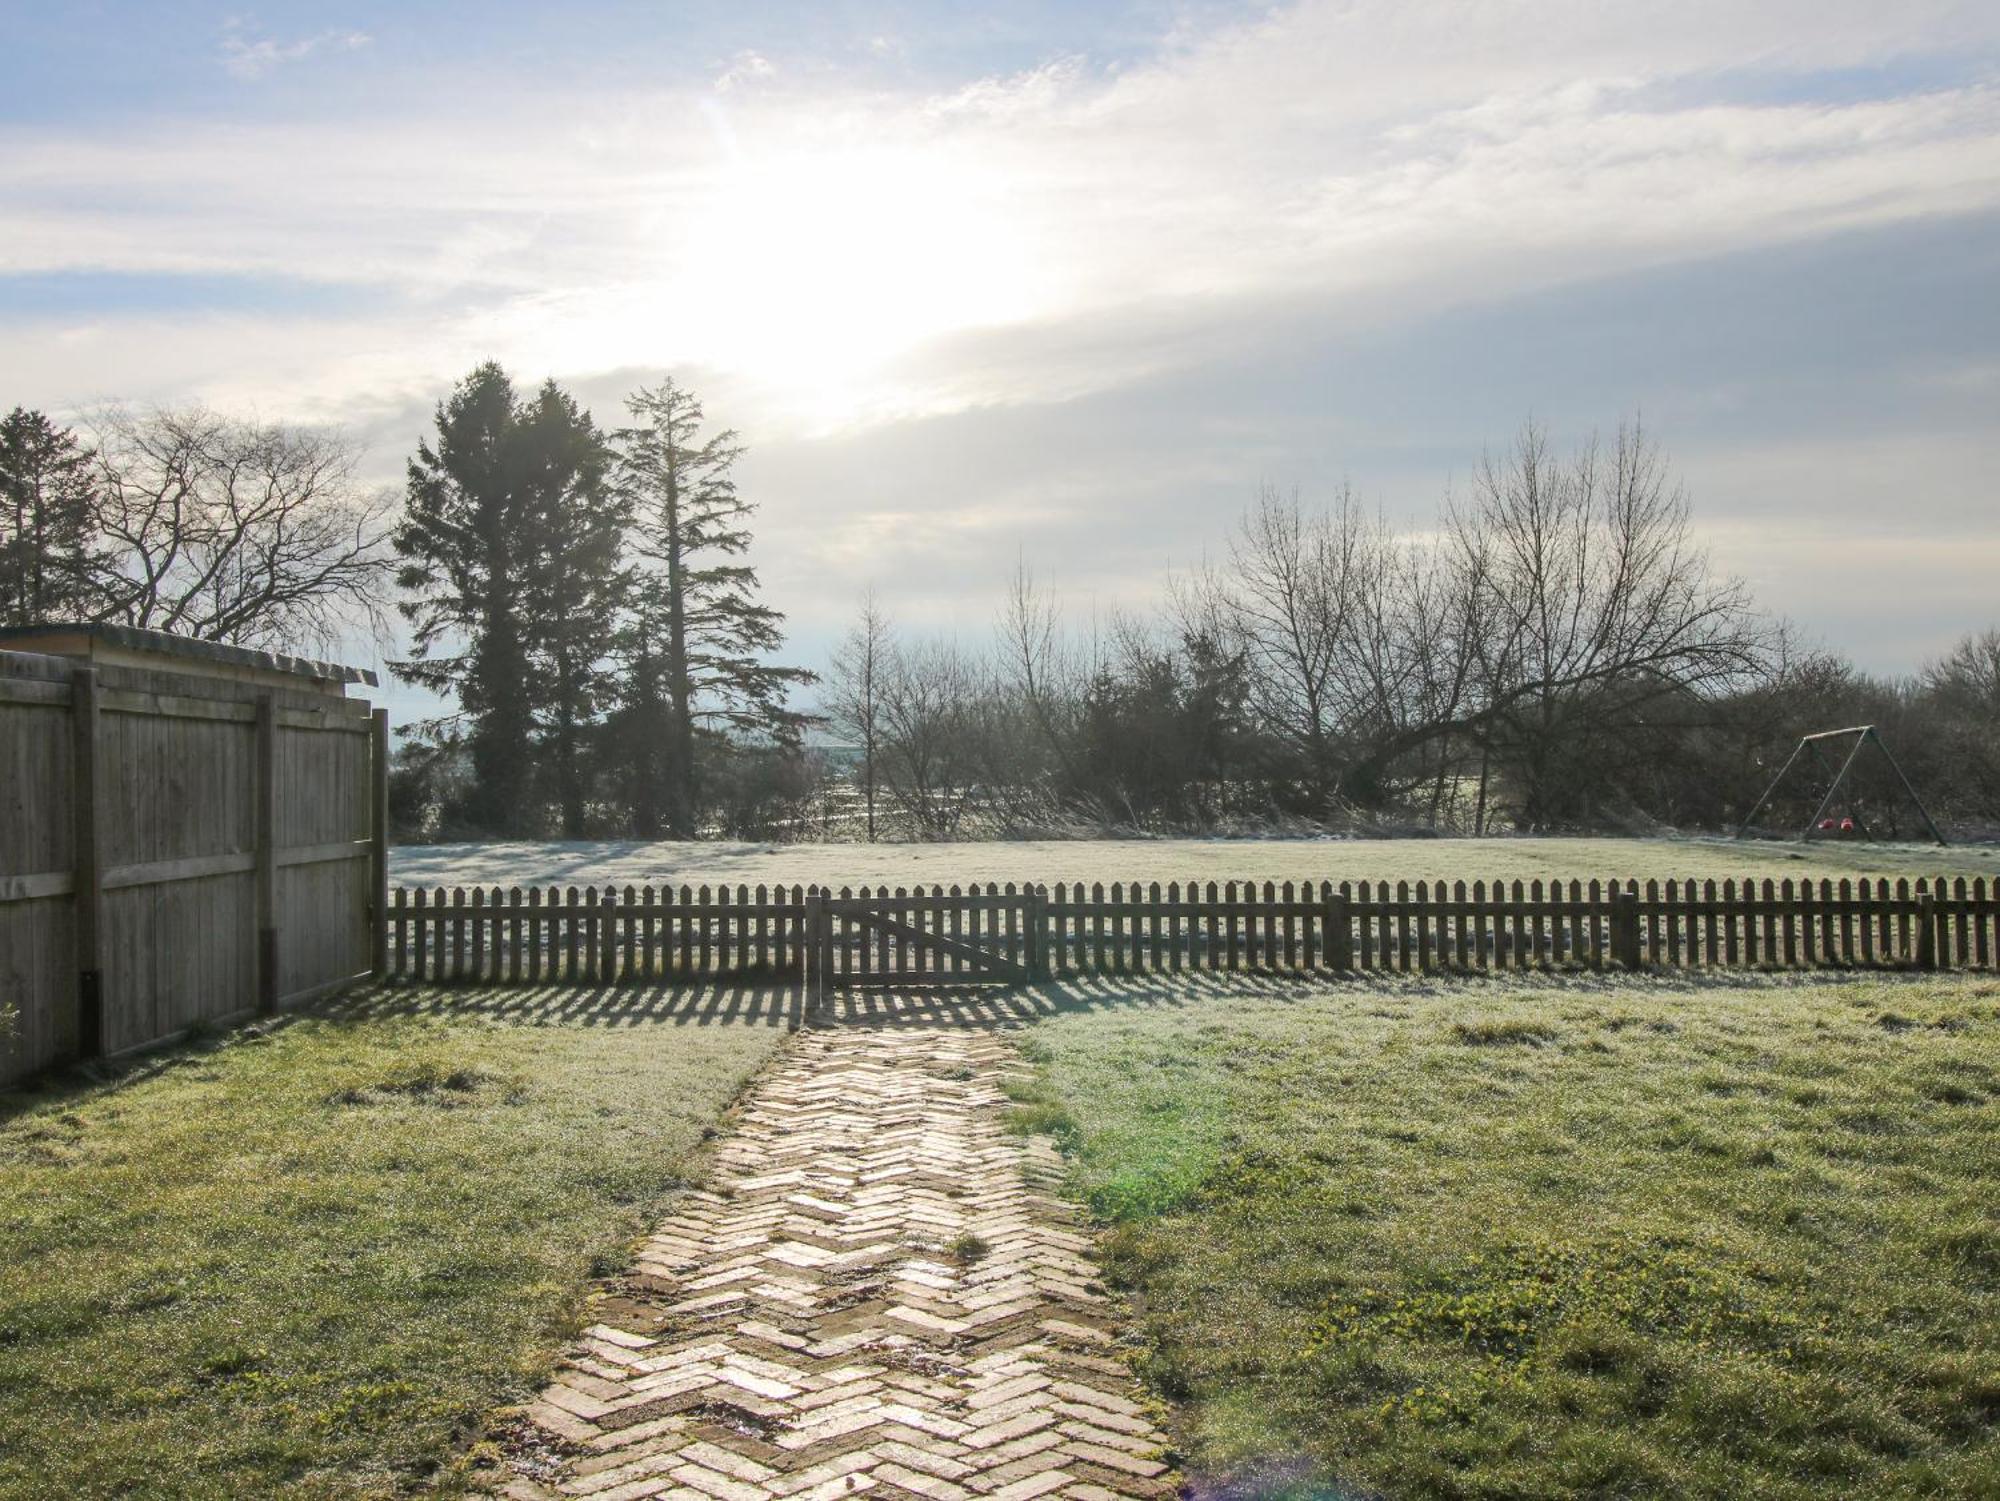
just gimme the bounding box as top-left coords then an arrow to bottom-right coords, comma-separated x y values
384,875 -> 2000,987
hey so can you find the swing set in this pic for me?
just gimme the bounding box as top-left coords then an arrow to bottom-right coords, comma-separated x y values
1735,724 -> 1948,846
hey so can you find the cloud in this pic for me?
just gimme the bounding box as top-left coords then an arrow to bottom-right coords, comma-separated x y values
714,50 -> 776,93
4,0 -> 1999,670
7,0 -> 1993,430
219,24 -> 371,81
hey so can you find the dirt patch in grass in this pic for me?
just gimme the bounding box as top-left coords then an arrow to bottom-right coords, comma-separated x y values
0,997 -> 782,1500
1015,971 -> 2000,1499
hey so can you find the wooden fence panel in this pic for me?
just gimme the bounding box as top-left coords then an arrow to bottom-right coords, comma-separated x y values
2,648 -> 379,1083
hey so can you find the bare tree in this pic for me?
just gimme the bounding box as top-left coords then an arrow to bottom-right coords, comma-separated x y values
1195,483 -> 1386,816
877,638 -> 987,839
85,405 -> 393,649
1451,419 -> 1766,827
997,561 -> 1091,792
825,589 -> 896,841
1921,627 -> 2000,817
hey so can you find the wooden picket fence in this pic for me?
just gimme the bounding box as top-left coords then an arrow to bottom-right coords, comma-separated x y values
384,875 -> 2000,989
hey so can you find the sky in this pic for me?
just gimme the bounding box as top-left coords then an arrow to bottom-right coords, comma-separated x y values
4,1 -> 1998,726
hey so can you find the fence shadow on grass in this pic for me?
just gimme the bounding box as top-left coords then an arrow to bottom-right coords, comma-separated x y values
819,962 -> 1972,1029
328,961 -> 1972,1038
336,980 -> 806,1030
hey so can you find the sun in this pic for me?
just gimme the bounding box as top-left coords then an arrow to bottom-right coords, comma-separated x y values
664,143 -> 1043,422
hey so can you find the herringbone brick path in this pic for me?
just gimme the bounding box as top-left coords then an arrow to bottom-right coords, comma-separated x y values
493,1021 -> 1177,1501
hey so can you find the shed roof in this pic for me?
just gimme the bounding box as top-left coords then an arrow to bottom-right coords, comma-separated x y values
0,623 -> 378,688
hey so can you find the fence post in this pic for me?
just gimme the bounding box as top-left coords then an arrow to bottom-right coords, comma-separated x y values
1027,886 -> 1050,980
820,892 -> 836,1012
70,665 -> 104,1060
1916,890 -> 1937,971
1614,889 -> 1642,970
599,887 -> 618,984
370,708 -> 389,978
254,693 -> 278,1016
1324,887 -> 1352,971
803,891 -> 824,1016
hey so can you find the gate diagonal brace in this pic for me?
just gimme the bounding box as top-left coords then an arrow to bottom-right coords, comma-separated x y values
837,906 -> 1027,981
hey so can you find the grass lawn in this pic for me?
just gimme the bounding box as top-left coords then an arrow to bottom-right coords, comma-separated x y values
390,834 -> 1999,895
0,991 -> 785,1500
1008,971 -> 2000,1499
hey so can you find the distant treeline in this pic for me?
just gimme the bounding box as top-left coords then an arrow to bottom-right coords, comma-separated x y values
814,423 -> 2000,843
5,394 -> 1993,841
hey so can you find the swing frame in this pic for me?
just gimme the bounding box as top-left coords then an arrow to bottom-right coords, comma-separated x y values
1734,724 -> 1948,845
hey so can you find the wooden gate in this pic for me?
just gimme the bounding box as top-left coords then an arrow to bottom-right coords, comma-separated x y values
810,889 -> 1038,992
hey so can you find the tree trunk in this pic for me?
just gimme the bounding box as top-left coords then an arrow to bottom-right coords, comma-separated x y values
630,644 -> 663,839
663,474 -> 696,839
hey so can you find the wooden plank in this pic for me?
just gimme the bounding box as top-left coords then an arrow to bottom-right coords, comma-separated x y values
102,849 -> 256,890
99,688 -> 256,724
254,695 -> 278,1011
842,907 -> 1024,980
1331,884 -> 1353,970
274,839 -> 369,868
370,709 -> 389,976
273,707 -> 372,734
525,887 -> 543,982
0,870 -> 74,902
72,666 -> 103,1059
1415,880 -> 1433,971
470,886 -> 487,982
0,676 -> 72,707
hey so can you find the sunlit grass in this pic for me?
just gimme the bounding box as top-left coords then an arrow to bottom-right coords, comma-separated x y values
0,1002 -> 782,1500
1012,972 -> 2000,1498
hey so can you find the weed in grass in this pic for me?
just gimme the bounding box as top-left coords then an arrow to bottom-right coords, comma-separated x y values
947,1232 -> 990,1264
1449,1017 -> 1558,1046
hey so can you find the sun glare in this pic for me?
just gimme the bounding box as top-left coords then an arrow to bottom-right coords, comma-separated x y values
646,144 -> 1044,424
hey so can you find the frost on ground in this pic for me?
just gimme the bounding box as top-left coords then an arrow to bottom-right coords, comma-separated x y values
388,835 -> 1996,892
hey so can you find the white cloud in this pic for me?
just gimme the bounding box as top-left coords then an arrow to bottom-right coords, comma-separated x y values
219,24 -> 371,81
714,50 -> 777,93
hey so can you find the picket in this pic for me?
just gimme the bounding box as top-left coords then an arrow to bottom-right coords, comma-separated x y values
372,870 -> 1999,986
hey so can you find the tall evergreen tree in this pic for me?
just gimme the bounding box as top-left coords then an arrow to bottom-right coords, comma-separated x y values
615,378 -> 812,838
516,382 -> 626,837
392,364 -> 624,837
0,408 -> 100,626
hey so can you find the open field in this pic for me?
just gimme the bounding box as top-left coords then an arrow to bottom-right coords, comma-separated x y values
392,835 -> 1999,893
0,994 -> 783,1501
1006,970 -> 2000,1500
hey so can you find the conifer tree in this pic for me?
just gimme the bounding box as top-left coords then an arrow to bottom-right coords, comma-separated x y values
616,378 -> 811,838
393,364 -> 624,837
0,408 -> 101,626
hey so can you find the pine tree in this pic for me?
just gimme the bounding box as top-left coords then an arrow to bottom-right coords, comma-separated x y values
516,381 -> 627,837
0,408 -> 101,626
615,379 -> 812,838
392,364 -> 625,837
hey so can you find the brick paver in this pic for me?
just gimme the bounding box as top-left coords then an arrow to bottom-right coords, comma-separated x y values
492,1019 -> 1177,1501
